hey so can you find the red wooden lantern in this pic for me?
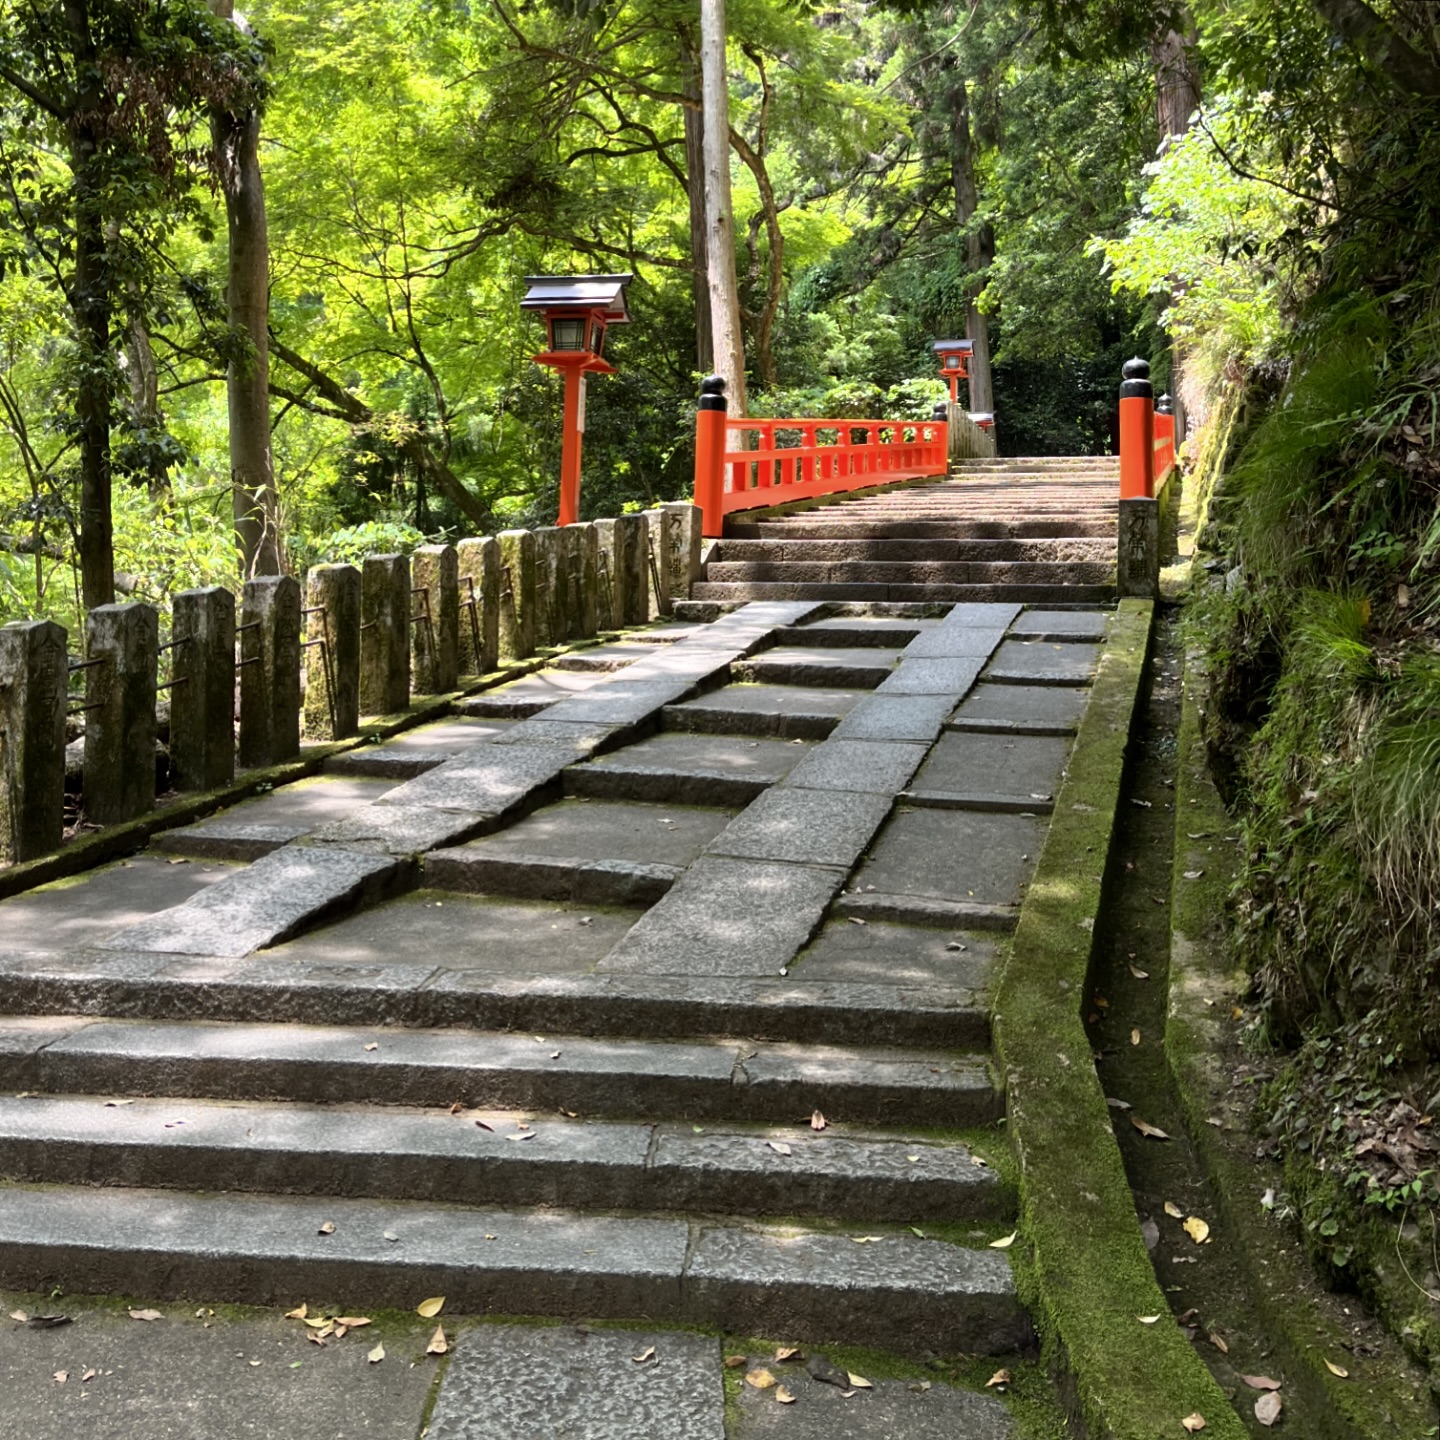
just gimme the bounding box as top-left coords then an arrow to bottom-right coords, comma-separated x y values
932,339 -> 974,406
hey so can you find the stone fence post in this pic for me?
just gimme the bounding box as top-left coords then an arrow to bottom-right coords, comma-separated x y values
305,564 -> 360,740
532,526 -> 566,648
84,602 -> 158,824
0,619 -> 66,861
360,554 -> 410,716
170,586 -> 235,792
456,537 -> 499,675
412,543 -> 459,694
641,507 -> 673,618
497,530 -> 537,661
239,576 -> 301,769
568,523 -> 599,639
664,502 -> 703,602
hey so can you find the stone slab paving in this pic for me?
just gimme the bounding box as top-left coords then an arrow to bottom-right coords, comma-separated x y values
983,638 -> 1098,685
1008,606 -> 1109,641
876,656 -> 987,696
152,818 -> 311,860
325,717 -> 511,777
911,731 -> 1070,799
301,804 -> 495,856
427,1326 -> 725,1440
95,848 -> 400,958
463,798 -> 734,868
663,684 -> 862,739
460,669 -> 613,717
734,647 -> 902,688
568,732 -> 811,805
707,788 -> 893,870
828,693 -> 955,743
791,918 -> 995,991
855,809 -> 1047,908
781,738 -> 927,794
951,681 -> 1089,727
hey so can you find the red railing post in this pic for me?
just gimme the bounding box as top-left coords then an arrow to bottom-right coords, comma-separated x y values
1154,392 -> 1176,489
1118,357 -> 1155,499
693,374 -> 728,539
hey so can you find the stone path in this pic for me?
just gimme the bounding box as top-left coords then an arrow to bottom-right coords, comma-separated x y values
0,598 -> 1110,1436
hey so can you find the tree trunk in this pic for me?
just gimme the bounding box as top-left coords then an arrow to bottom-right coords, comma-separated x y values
209,0 -> 280,577
699,0 -> 746,414
950,76 -> 994,416
1311,0 -> 1440,97
680,41 -> 713,374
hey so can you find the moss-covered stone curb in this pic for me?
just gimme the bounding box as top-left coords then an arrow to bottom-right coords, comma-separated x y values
0,628 -> 644,902
993,598 -> 1246,1440
1166,646 -> 1437,1438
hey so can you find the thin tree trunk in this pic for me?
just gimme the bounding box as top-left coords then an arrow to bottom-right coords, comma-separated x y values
680,39 -> 713,373
950,76 -> 994,416
209,0 -> 280,577
1311,0 -> 1440,97
699,0 -> 746,415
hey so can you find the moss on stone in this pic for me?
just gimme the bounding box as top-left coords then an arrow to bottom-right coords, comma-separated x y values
992,598 -> 1247,1440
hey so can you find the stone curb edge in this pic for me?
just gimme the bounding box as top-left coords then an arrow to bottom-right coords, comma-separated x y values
1165,643 -> 1435,1437
991,598 -> 1247,1440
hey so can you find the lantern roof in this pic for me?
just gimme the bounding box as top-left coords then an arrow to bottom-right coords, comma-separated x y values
521,274 -> 634,323
932,339 -> 974,355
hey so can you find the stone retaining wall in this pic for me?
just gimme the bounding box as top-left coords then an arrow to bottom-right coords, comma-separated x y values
0,507 -> 703,863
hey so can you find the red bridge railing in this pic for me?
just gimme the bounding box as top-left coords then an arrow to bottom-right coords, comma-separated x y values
692,376 -> 948,538
1118,357 -> 1177,499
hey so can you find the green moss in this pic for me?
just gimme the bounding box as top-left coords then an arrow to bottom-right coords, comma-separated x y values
992,599 -> 1248,1440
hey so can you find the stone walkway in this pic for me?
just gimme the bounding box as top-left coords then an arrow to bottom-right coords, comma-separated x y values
0,599 -> 1109,1436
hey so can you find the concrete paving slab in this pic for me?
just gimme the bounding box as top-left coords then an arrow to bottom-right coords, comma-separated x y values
901,627 -> 1007,658
0,856 -> 238,953
0,1294 -> 438,1440
782,739 -> 926,795
854,809 -> 1046,907
598,857 -> 844,977
0,1184 -> 692,1318
875,656 -> 986,696
301,805 -> 493,855
685,1227 -> 1027,1354
951,682 -> 1090,725
735,647 -> 901,689
268,892 -> 632,975
936,602 -> 1023,629
375,746 -> 578,814
984,639 -> 1098,685
466,798 -> 733,868
791,919 -> 995,991
707,788 -> 892,869
428,1325 -> 725,1440
911,731 -> 1069,799
827,694 -> 955,744
663,685 -> 861,739
569,733 -> 809,805
1011,607 -> 1108,640
97,848 -> 401,957
730,1364 -> 1012,1439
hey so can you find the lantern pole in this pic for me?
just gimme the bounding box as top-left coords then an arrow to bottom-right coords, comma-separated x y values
559,362 -> 585,527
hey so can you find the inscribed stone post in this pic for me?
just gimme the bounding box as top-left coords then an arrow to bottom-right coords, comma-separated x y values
570,523 -> 599,638
641,507 -> 673,618
0,619 -> 66,861
613,513 -> 649,627
304,564 -> 359,740
239,576 -> 301,768
532,526 -> 565,648
170,587 -> 235,791
1116,498 -> 1160,599
360,554 -> 410,716
456,537 -> 499,675
85,602 -> 158,824
411,544 -> 459,694
663,502 -> 703,600
497,529 -> 536,661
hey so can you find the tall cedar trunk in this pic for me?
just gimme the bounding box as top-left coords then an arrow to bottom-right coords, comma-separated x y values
1152,21 -> 1201,444
210,0 -> 280,577
65,0 -> 114,610
124,312 -> 165,498
681,43 -> 713,373
699,0 -> 746,414
950,76 -> 994,416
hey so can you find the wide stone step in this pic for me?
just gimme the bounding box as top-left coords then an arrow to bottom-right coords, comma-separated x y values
0,1018 -> 1003,1126
725,519 -> 1115,541
705,560 -> 1115,586
0,1184 -> 1029,1356
0,1094 -> 1011,1222
692,581 -> 1116,605
711,537 -> 1116,563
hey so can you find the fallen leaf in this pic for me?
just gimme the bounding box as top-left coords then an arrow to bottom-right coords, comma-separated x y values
724,1354 -> 747,1368
21,1314 -> 71,1329
8,1311 -> 27,1322
333,1326 -> 348,1340
1131,1028 -> 1142,1046
1130,1115 -> 1171,1140
448,1102 -> 464,1115
53,1371 -> 68,1385
848,917 -> 867,926
427,1327 -> 448,1356
632,1346 -> 656,1364
383,1230 -> 399,1242
1141,1218 -> 1160,1251
1324,1359 -> 1349,1378
767,1140 -> 792,1156
986,1368 -> 1011,1388
416,1297 -> 445,1319
810,1110 -> 827,1131
851,1235 -> 882,1244
1255,1391 -> 1282,1426
990,1231 -> 1017,1249
1137,1315 -> 1161,1324
81,1368 -> 95,1382
367,1343 -> 385,1364
1183,1216 -> 1211,1244
1209,1332 -> 1228,1354
317,1221 -> 336,1236
103,1099 -> 134,1107
284,1304 -> 308,1320
775,1386 -> 796,1404
1181,1415 -> 1205,1433
745,1368 -> 777,1390
306,1331 -> 327,1347
1129,964 -> 1150,979
336,1316 -> 370,1329
1106,1096 -> 1132,1111
506,1131 -> 537,1143
302,1316 -> 332,1329
774,1346 -> 802,1362
847,1372 -> 873,1389
1241,1375 -> 1282,1391
130,1310 -> 164,1323
1183,870 -> 1205,880
474,1119 -> 494,1132
363,1043 -> 378,1052
1164,1201 -> 1183,1218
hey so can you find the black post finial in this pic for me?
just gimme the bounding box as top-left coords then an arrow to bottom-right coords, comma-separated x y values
1156,392 -> 1174,415
1120,357 -> 1153,400
698,374 -> 728,412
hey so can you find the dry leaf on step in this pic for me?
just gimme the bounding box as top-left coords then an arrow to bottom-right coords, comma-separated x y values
775,1386 -> 796,1404
367,1343 -> 385,1364
1324,1359 -> 1349,1378
745,1368 -> 776,1390
1183,1216 -> 1211,1244
1164,1201 -> 1183,1218
1181,1415 -> 1206,1433
847,1372 -> 873,1389
128,1309 -> 163,1322
1130,1115 -> 1170,1140
1255,1391 -> 1282,1426
810,1110 -> 827,1131
631,1346 -> 656,1365
416,1297 -> 445,1319
427,1327 -> 448,1356
767,1140 -> 792,1156
986,1369 -> 1011,1388
1241,1375 -> 1281,1391
989,1231 -> 1017,1249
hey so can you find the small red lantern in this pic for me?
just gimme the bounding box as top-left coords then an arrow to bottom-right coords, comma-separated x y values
522,274 -> 633,526
932,339 -> 974,406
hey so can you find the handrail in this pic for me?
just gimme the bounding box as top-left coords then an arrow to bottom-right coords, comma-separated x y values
1117,359 -> 1176,499
692,377 -> 947,538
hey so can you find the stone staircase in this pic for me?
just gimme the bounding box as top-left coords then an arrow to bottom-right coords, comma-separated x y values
692,455 -> 1119,607
0,599 -> 1112,1434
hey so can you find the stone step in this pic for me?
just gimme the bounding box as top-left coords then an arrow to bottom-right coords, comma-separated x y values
730,646 -> 901,689
0,1018 -> 1003,1127
0,1184 -> 1030,1356
725,519 -> 1115,541
705,561 -> 1114,587
692,582 -> 1116,605
0,954 -> 988,1048
711,537 -> 1116,563
0,1094 -> 1012,1223
661,684 -> 862,739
